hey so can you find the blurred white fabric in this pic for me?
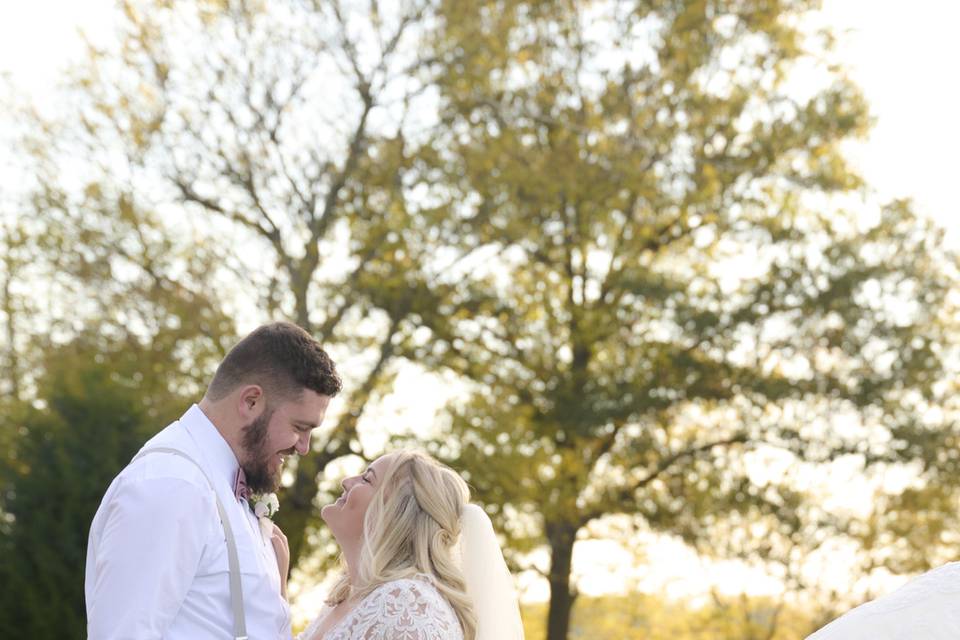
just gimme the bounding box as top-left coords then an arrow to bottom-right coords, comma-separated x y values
459,504 -> 525,640
807,561 -> 960,639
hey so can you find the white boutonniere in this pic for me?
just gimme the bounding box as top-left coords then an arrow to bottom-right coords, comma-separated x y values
252,492 -> 280,518
251,492 -> 280,540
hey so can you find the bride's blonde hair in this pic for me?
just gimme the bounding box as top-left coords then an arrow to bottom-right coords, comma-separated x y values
326,450 -> 477,640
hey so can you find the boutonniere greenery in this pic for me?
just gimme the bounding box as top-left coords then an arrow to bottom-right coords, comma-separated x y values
250,492 -> 280,540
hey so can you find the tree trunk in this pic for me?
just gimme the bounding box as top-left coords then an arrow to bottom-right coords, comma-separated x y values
290,265 -> 313,334
277,316 -> 399,566
1,264 -> 18,401
545,520 -> 577,640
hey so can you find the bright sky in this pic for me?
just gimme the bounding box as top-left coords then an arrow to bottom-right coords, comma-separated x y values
823,0 -> 960,239
2,0 -> 959,614
1,0 -> 958,229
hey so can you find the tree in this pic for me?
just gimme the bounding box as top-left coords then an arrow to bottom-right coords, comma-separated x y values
7,2 -> 958,638
521,591 -> 816,639
0,335 -> 198,638
398,1 -> 960,638
0,216 -> 29,405
1,76 -> 240,632
0,76 -> 45,407
13,0 -> 454,567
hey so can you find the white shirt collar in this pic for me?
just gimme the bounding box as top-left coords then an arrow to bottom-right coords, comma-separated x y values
179,403 -> 241,488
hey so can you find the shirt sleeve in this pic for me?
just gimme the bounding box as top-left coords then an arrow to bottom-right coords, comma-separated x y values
86,475 -> 214,640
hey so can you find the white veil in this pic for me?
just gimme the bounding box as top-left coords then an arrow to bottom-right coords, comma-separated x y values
459,504 -> 525,640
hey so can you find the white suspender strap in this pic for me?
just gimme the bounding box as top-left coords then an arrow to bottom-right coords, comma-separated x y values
132,447 -> 248,640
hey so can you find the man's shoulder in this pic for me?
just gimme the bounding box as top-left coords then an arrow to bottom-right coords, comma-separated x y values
119,421 -> 210,490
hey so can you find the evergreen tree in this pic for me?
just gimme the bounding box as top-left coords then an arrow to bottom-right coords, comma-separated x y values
0,337 -> 193,638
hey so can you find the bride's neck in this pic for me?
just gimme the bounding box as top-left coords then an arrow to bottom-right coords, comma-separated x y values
339,541 -> 361,588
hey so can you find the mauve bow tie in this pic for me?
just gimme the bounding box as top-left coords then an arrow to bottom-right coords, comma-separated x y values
233,467 -> 250,501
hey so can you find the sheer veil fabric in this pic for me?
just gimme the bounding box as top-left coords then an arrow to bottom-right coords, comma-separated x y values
807,562 -> 960,639
459,504 -> 525,640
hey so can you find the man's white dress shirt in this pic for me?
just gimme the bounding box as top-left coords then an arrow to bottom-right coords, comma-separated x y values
85,404 -> 292,640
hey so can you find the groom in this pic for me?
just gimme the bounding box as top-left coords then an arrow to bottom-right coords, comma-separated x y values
85,321 -> 341,639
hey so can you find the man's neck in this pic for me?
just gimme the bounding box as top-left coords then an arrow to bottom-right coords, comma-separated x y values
197,398 -> 244,466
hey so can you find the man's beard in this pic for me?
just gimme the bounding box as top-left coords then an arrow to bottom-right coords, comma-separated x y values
240,408 -> 281,494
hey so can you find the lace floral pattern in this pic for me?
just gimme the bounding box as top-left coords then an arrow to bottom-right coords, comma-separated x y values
298,575 -> 464,640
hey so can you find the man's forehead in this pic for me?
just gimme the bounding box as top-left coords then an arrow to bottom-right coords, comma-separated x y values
290,391 -> 330,413
285,395 -> 330,425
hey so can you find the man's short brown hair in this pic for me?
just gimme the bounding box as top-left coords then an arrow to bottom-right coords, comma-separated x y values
206,322 -> 342,402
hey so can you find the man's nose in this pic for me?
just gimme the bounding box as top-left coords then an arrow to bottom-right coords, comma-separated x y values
295,431 -> 310,456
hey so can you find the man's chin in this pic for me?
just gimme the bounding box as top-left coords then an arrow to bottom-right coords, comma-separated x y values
263,464 -> 283,492
255,479 -> 282,495
243,463 -> 282,494
268,454 -> 287,476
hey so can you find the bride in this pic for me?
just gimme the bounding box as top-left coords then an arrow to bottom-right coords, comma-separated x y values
271,450 -> 525,640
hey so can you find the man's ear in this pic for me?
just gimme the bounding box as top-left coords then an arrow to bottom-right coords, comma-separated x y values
237,384 -> 265,420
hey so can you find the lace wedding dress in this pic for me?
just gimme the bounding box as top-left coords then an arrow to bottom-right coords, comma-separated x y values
807,561 -> 960,639
297,575 -> 463,640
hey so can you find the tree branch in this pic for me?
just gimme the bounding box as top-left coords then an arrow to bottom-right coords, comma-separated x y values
580,433 -> 750,525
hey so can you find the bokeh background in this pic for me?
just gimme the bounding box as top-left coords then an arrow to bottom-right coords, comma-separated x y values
1,1 -> 959,638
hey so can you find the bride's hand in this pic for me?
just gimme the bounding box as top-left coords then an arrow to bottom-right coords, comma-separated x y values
270,521 -> 290,600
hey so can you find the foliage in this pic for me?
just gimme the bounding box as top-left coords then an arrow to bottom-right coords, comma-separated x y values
396,1 -> 960,638
521,591 -> 820,640
13,0 -> 455,568
2,1 -> 959,639
0,336 -> 194,638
